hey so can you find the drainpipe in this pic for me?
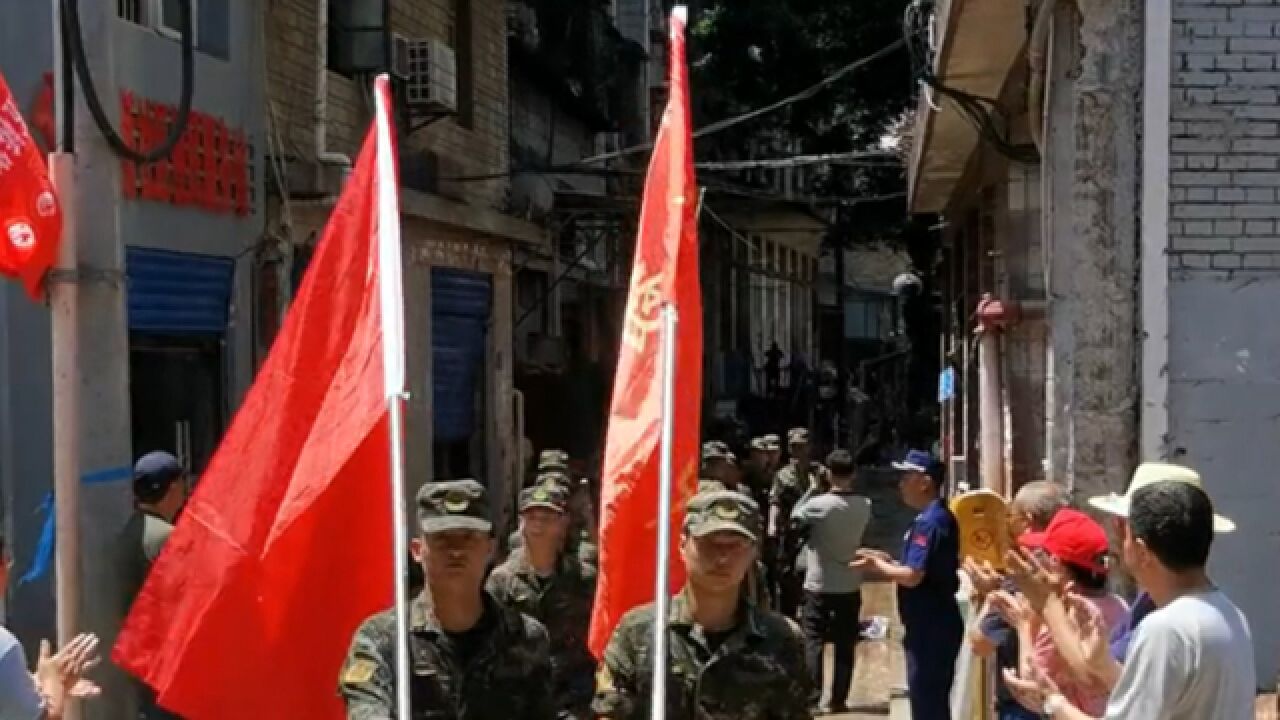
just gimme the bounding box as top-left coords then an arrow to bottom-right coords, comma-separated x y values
975,294 -> 1017,496
1027,0 -> 1057,153
315,1 -> 352,168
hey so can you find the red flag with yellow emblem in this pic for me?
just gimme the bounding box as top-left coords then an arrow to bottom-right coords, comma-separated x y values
588,6 -> 702,659
0,70 -> 62,300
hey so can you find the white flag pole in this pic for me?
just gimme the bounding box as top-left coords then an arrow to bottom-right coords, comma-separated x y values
651,303 -> 679,720
372,74 -> 413,720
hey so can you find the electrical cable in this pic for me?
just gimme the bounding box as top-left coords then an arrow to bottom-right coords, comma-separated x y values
576,36 -> 910,166
62,0 -> 195,163
903,0 -> 1039,165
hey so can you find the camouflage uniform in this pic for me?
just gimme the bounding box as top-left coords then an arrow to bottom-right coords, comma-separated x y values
511,451 -> 596,566
592,491 -> 813,719
340,479 -> 556,719
770,429 -> 829,618
487,483 -> 598,719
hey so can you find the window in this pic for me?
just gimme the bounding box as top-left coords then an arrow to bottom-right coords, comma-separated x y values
447,0 -> 475,127
118,0 -> 231,60
844,293 -> 891,341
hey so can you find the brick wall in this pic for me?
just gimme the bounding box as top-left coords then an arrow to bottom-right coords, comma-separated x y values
265,0 -> 509,209
1170,0 -> 1280,271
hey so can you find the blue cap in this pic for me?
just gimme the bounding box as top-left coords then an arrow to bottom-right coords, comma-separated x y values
133,451 -> 183,495
893,449 -> 937,474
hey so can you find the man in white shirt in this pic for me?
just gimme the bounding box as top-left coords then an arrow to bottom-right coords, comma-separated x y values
1004,478 -> 1256,720
791,449 -> 872,714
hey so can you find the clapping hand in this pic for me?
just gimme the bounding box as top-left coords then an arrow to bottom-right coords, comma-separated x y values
849,548 -> 891,575
1002,663 -> 1060,714
989,589 -> 1036,631
35,633 -> 101,716
963,557 -> 1004,597
1005,548 -> 1066,613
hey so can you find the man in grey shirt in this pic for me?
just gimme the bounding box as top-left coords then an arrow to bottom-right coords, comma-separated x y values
791,449 -> 872,714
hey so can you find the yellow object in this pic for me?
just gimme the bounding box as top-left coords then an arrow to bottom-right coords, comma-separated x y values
951,489 -> 1009,570
342,657 -> 376,685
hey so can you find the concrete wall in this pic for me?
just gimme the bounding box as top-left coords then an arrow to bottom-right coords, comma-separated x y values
0,3 -> 263,669
1167,0 -> 1280,680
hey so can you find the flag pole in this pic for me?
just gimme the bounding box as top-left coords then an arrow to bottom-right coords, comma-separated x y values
651,303 -> 679,720
387,395 -> 413,720
371,73 -> 412,720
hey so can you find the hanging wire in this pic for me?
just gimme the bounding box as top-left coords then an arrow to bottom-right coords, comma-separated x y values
61,0 -> 196,164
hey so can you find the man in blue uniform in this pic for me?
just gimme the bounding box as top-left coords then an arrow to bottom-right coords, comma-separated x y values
851,449 -> 961,720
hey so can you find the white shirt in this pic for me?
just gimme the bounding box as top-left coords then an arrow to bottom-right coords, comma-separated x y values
1105,588 -> 1255,720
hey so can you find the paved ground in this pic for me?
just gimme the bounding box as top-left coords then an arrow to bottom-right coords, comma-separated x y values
815,582 -> 907,719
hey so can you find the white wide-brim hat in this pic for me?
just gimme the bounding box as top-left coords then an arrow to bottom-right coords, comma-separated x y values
1088,462 -> 1236,534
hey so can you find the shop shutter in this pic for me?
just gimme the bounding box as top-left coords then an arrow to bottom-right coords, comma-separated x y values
432,269 -> 492,442
126,246 -> 235,335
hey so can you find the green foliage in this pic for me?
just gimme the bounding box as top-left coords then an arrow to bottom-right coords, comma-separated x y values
687,0 -> 918,246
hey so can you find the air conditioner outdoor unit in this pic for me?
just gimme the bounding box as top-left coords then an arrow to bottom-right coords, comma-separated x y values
389,33 -> 412,80
404,38 -> 458,114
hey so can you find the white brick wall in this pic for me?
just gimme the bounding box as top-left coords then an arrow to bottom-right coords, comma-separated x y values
1171,0 -> 1280,270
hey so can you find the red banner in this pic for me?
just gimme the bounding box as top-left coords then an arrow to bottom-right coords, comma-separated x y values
113,77 -> 402,719
588,8 -> 703,659
0,70 -> 62,300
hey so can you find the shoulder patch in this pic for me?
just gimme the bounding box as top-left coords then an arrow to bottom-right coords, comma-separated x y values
342,657 -> 376,685
912,533 -> 929,548
596,663 -> 615,693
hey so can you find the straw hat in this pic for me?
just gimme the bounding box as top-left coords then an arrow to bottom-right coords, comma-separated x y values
1088,462 -> 1235,534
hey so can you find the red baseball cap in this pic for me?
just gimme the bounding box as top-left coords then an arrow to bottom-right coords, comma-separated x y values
1017,508 -> 1109,574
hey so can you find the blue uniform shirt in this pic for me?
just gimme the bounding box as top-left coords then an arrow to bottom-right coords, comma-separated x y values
897,497 -> 962,631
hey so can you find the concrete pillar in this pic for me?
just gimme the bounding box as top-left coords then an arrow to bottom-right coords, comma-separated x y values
53,3 -> 136,718
1044,0 -> 1142,497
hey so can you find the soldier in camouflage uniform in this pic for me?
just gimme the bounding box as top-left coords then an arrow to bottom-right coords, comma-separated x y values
509,450 -> 597,566
697,441 -> 746,495
339,479 -> 554,719
742,437 -> 776,512
769,428 -> 830,618
697,441 -> 771,610
487,481 -> 597,719
593,490 -> 813,719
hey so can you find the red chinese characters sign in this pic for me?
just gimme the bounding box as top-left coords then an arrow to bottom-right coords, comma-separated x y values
120,91 -> 251,216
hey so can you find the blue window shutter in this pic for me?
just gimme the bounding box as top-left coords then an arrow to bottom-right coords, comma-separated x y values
126,246 -> 235,336
431,269 -> 491,443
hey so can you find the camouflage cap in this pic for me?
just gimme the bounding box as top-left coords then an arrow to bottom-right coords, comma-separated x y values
701,440 -> 736,465
683,490 -> 761,541
416,479 -> 492,534
749,437 -> 770,451
537,449 -> 570,473
787,427 -> 810,445
762,434 -> 782,450
519,481 -> 569,513
530,470 -> 573,490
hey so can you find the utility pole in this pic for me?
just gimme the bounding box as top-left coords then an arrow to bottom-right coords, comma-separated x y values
49,1 -> 135,718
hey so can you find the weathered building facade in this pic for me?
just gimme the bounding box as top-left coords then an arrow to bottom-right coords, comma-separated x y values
910,0 -> 1278,680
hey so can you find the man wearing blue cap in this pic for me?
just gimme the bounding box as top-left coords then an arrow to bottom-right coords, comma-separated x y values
851,449 -> 961,719
114,450 -> 189,719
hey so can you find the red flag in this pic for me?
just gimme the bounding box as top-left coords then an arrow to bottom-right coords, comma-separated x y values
112,76 -> 406,719
0,70 -> 62,300
588,8 -> 702,659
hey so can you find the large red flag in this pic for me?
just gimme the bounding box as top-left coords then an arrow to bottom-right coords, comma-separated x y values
113,76 -> 406,718
588,7 -> 702,658
0,70 -> 62,300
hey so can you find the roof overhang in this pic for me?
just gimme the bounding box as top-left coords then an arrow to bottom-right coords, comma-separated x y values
908,0 -> 1029,214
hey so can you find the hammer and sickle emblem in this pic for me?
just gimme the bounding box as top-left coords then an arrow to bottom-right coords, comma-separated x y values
622,269 -> 665,352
